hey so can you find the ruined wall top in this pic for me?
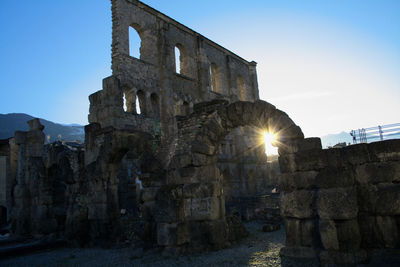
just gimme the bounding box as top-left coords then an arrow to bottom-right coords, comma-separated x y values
110,0 -> 259,103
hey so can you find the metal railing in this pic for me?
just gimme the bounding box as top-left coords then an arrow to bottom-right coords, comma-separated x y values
350,123 -> 400,144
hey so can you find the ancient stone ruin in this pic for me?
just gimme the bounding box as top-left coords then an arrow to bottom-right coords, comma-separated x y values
0,0 -> 399,265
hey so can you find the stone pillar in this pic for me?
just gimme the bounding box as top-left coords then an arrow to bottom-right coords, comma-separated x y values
249,61 -> 259,101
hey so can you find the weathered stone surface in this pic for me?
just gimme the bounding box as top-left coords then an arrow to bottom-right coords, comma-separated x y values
157,223 -> 177,246
182,183 -> 221,198
359,214 -> 399,249
183,197 -> 222,221
355,161 -> 400,184
319,219 -> 339,250
368,139 -> 400,162
315,167 -> 355,189
335,219 -> 361,251
262,223 -> 281,232
358,183 -> 400,215
279,138 -> 322,155
317,187 -> 358,220
278,171 -> 318,192
285,218 -> 319,247
281,190 -> 315,219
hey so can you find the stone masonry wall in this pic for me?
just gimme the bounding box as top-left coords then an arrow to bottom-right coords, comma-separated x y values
278,138 -> 400,266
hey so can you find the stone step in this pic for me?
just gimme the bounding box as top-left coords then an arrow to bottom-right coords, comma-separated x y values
0,239 -> 66,259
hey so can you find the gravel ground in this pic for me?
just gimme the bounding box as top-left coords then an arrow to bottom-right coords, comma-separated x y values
0,222 -> 285,267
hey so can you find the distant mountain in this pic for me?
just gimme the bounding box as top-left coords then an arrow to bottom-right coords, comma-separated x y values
0,113 -> 84,142
320,131 -> 352,148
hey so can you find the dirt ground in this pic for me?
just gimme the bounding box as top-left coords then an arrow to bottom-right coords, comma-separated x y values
0,222 -> 285,267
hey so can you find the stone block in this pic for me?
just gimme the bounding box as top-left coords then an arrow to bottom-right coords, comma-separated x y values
157,223 -> 177,246
319,219 -> 339,250
355,161 -> 400,184
375,183 -> 400,215
176,223 -> 190,245
340,143 -> 375,166
336,219 -> 361,251
184,197 -> 222,221
183,183 -> 221,198
191,140 -> 215,155
279,148 -> 342,173
359,214 -> 399,249
278,171 -> 318,192
314,167 -> 355,189
141,187 -> 159,202
317,187 -> 358,220
285,218 -> 319,247
88,203 -> 108,220
279,138 -> 322,155
281,190 -> 315,219
368,139 -> 400,161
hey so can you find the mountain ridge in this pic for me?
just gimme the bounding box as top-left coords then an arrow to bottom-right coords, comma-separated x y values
0,113 -> 84,142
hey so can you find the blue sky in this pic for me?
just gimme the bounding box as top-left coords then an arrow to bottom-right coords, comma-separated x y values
0,0 -> 399,137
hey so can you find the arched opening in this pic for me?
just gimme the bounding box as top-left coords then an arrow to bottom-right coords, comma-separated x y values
150,93 -> 160,118
182,101 -> 189,116
0,206 -> 7,227
136,90 -> 145,115
237,75 -> 247,101
123,93 -> 128,112
123,88 -> 136,114
209,63 -> 221,93
165,100 -> 303,249
174,44 -> 188,76
175,46 -> 182,74
129,25 -> 142,59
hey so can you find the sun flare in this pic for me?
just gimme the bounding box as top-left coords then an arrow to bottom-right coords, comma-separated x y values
263,131 -> 278,155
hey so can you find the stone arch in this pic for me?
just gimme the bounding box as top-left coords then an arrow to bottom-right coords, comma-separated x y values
83,125 -> 155,245
162,100 -> 303,251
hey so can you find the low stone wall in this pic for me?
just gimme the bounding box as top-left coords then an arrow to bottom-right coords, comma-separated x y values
278,138 -> 400,266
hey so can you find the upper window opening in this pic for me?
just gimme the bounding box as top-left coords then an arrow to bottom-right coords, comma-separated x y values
136,97 -> 141,114
123,93 -> 128,112
129,26 -> 141,58
175,46 -> 182,74
136,90 -> 145,115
